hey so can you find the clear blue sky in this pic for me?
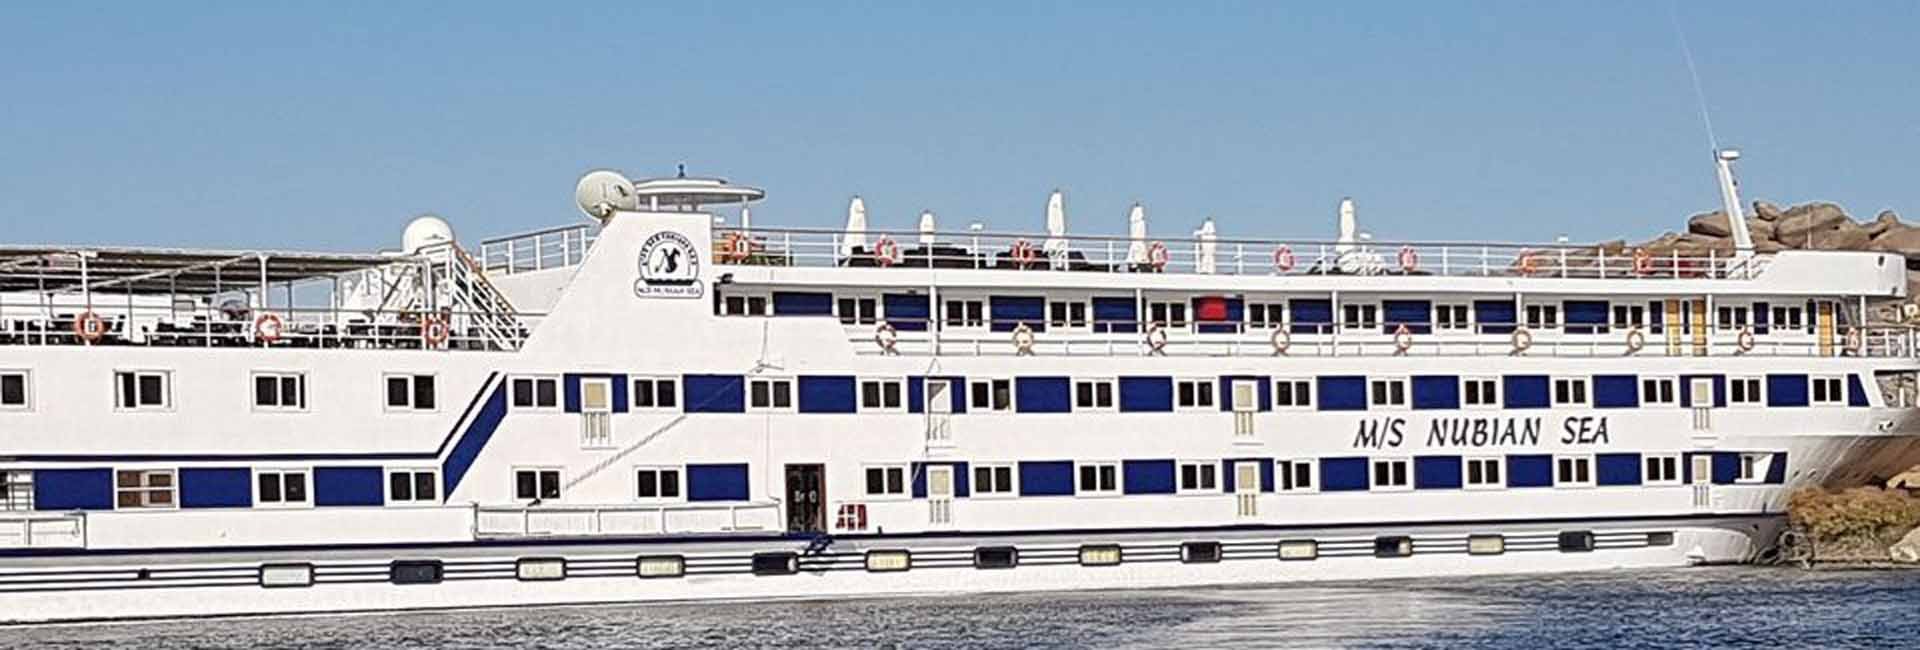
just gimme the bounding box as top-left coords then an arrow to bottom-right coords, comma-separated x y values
1,2 -> 1913,251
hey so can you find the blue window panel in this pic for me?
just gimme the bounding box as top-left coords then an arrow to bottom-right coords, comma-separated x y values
1753,302 -> 1771,334
1475,300 -> 1517,334
1317,376 -> 1368,411
772,291 -> 834,316
911,462 -> 971,498
907,376 -> 967,414
1506,455 -> 1553,488
1195,298 -> 1245,334
1219,375 -> 1271,412
883,293 -> 930,332
1320,457 -> 1369,491
1504,375 -> 1550,409
180,468 -> 252,508
32,468 -> 113,511
1710,453 -> 1739,485
908,376 -> 924,413
1766,374 -> 1809,407
1564,300 -> 1609,334
990,296 -> 1045,332
1766,452 -> 1788,484
1414,456 -> 1462,490
1119,377 -> 1174,412
1383,300 -> 1432,334
1848,374 -> 1870,407
683,374 -> 745,413
1014,377 -> 1072,413
1681,375 -> 1726,408
797,375 -> 857,414
1018,461 -> 1075,496
1222,459 -> 1275,493
1091,297 -> 1138,334
314,467 -> 384,507
1593,375 -> 1639,409
687,463 -> 750,501
1290,299 -> 1334,334
1596,453 -> 1642,486
1411,375 -> 1459,410
563,374 -> 629,414
1123,460 -> 1177,495
1648,300 -> 1665,334
442,382 -> 508,496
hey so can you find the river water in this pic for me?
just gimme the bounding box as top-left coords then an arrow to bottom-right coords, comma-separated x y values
6,566 -> 1916,648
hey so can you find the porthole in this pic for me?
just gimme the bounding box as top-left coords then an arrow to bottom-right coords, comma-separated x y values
259,563 -> 314,588
516,557 -> 566,581
1373,536 -> 1413,558
974,546 -> 1018,569
1558,531 -> 1596,553
636,555 -> 685,579
389,560 -> 443,585
1468,535 -> 1506,556
1277,540 -> 1318,561
1180,541 -> 1222,564
865,549 -> 911,573
1079,545 -> 1123,567
1647,531 -> 1675,547
752,552 -> 799,575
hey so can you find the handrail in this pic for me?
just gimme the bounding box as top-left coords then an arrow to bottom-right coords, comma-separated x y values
473,501 -> 780,538
0,302 -> 544,352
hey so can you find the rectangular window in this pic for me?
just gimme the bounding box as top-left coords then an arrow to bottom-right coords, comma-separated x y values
1552,377 -> 1590,407
837,297 -> 878,325
1737,453 -> 1767,483
1074,379 -> 1116,410
114,370 -> 170,410
1462,378 -> 1499,408
1810,376 -> 1845,406
635,467 -> 684,500
1369,378 -> 1408,408
514,469 -> 562,501
115,469 -> 175,509
1247,303 -> 1287,329
1370,459 -> 1410,490
1279,459 -> 1315,492
1771,305 -> 1804,331
510,376 -> 559,410
968,379 -> 1013,412
1048,301 -> 1089,329
864,466 -> 907,497
1611,304 -> 1646,331
1342,304 -> 1379,330
0,371 -> 26,410
1175,379 -> 1215,410
1716,305 -> 1751,332
1642,377 -> 1677,406
1525,304 -> 1560,330
944,299 -> 985,328
1729,377 -> 1763,406
972,464 -> 1016,496
1178,461 -> 1219,493
1465,457 -> 1504,489
1555,456 -> 1594,487
720,293 -> 771,316
631,377 -> 679,410
1434,304 -> 1470,331
384,374 -> 436,411
1644,455 -> 1681,485
1147,301 -> 1188,328
748,378 -> 794,411
251,372 -> 307,411
388,469 -> 439,504
0,470 -> 33,510
1076,462 -> 1119,495
860,378 -> 905,411
256,469 -> 310,506
1273,378 -> 1313,409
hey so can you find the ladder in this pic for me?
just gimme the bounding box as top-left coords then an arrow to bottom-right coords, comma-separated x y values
420,243 -> 527,351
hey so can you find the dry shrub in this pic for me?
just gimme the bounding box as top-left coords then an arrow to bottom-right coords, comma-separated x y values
1788,487 -> 1920,551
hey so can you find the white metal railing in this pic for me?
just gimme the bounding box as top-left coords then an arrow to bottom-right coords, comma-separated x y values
0,302 -> 543,352
480,225 -> 598,276
712,227 -> 1776,281
0,512 -> 86,549
472,501 -> 779,538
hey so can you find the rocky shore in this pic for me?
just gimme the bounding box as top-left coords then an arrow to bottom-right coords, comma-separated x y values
1786,487 -> 1920,564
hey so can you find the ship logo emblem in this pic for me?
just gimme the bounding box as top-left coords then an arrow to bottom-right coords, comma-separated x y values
634,231 -> 704,298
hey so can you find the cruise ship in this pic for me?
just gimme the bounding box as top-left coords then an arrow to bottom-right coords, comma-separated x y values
1,152 -> 1918,623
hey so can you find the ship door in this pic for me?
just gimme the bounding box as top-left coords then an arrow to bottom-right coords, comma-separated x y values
926,379 -> 953,444
1231,380 -> 1258,436
579,377 -> 613,448
1690,454 -> 1714,509
1689,299 -> 1709,356
1816,301 -> 1836,356
1234,461 -> 1261,518
784,464 -> 826,534
926,464 -> 955,526
1663,299 -> 1684,356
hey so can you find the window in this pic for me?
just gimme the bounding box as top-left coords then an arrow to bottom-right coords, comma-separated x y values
115,469 -> 175,509
1074,379 -> 1116,410
256,469 -> 310,506
1342,304 -> 1379,330
1076,462 -> 1119,495
635,467 -> 683,500
1644,455 -> 1681,485
837,297 -> 878,325
748,378 -> 794,410
1146,300 -> 1189,328
1729,377 -> 1763,406
973,464 -> 1016,496
1371,459 -> 1410,490
1175,379 -> 1215,410
1279,459 -> 1314,491
1465,457 -> 1504,488
1462,378 -> 1499,408
1247,303 -> 1287,329
1369,378 -> 1408,408
631,377 -> 679,410
0,371 -> 29,410
1612,304 -> 1647,331
1642,377 -> 1677,406
249,372 -> 308,411
1716,305 -> 1751,332
860,378 -> 904,411
1525,304 -> 1560,330
1555,456 -> 1594,487
1811,376 -> 1845,406
1048,300 -> 1089,329
385,374 -> 436,411
1274,378 -> 1313,409
969,379 -> 1013,412
114,370 -> 170,410
720,293 -> 770,316
1178,461 -> 1219,493
1434,304 -> 1470,331
388,469 -> 439,504
864,466 -> 907,497
0,470 -> 32,511
510,376 -> 558,410
944,299 -> 985,328
1553,377 -> 1590,407
1738,453 -> 1767,483
1771,305 -> 1804,331
514,469 -> 561,501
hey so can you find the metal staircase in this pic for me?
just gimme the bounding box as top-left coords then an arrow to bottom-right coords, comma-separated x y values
420,243 -> 528,351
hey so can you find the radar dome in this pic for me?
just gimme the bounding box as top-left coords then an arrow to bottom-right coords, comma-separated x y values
403,214 -> 456,252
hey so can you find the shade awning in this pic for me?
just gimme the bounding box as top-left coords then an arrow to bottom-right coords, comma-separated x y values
0,245 -> 410,294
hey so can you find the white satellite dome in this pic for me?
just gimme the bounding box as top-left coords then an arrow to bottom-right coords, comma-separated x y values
402,214 -> 456,252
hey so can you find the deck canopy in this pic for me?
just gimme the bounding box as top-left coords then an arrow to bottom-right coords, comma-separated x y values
0,245 -> 406,294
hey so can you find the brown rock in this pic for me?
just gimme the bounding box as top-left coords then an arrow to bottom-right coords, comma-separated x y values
1776,202 -> 1850,240
1872,225 -> 1920,254
1688,211 -> 1732,237
1752,201 -> 1784,221
1819,221 -> 1872,250
1868,210 -> 1904,238
1748,218 -> 1776,243
1753,239 -> 1785,253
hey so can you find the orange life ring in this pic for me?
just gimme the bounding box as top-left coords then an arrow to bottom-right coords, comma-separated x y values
1397,246 -> 1418,273
421,315 -> 451,347
1511,327 -> 1533,353
73,310 -> 106,343
722,232 -> 752,263
254,313 -> 284,343
1144,323 -> 1169,355
1393,323 -> 1414,353
1844,327 -> 1864,354
1517,253 -> 1541,276
1735,327 -> 1755,353
1010,239 -> 1039,267
874,322 -> 899,354
1272,245 -> 1296,273
1011,323 -> 1037,355
872,237 -> 900,267
1270,328 -> 1291,356
1632,248 -> 1653,276
1146,241 -> 1170,271
1624,327 -> 1646,353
